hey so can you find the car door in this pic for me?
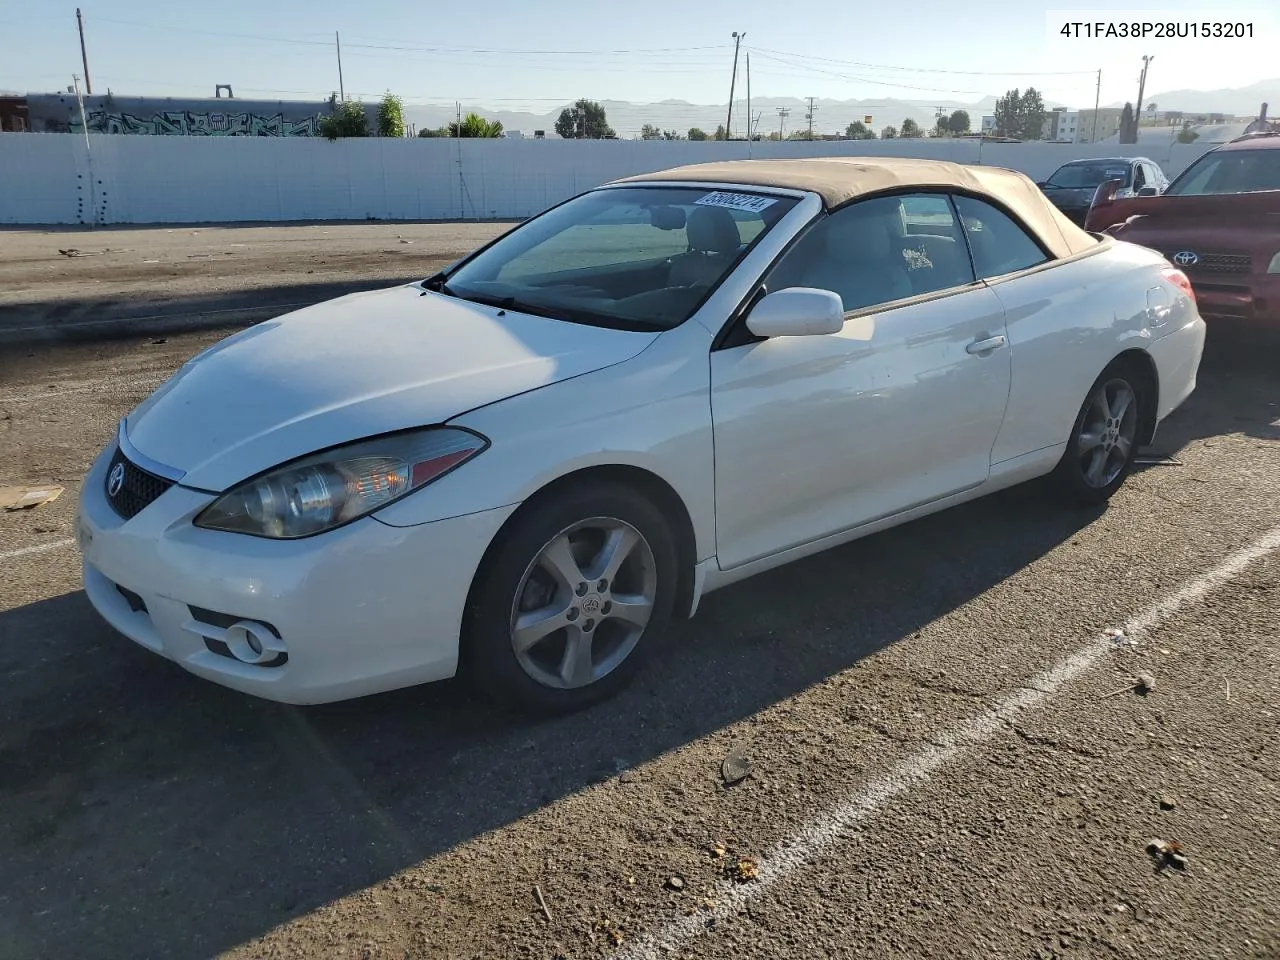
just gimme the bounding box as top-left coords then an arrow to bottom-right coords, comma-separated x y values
709,192 -> 1013,570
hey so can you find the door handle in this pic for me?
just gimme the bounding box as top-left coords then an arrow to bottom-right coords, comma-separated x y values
966,334 -> 1007,355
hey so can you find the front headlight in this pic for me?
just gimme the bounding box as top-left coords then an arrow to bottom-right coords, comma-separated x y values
194,427 -> 488,539
1268,252 -> 1280,274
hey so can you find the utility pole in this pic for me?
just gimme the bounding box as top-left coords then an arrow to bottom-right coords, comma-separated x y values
725,31 -> 743,139
335,31 -> 345,101
745,51 -> 752,140
1136,54 -> 1153,122
76,8 -> 92,95
806,96 -> 817,140
1091,68 -> 1101,142
777,106 -> 789,140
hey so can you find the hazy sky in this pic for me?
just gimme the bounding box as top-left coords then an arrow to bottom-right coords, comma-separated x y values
1,0 -> 1273,112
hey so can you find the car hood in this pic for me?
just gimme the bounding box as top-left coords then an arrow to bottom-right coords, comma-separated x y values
125,284 -> 660,491
1042,186 -> 1100,207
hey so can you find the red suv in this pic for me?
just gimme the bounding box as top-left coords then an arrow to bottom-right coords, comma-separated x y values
1085,133 -> 1280,325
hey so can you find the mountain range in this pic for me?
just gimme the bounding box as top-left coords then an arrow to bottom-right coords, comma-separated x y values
405,79 -> 1277,138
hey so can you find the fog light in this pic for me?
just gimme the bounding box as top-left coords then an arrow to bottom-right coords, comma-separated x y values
223,620 -> 284,665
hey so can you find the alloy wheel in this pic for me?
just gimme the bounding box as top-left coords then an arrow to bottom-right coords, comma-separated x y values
509,517 -> 658,690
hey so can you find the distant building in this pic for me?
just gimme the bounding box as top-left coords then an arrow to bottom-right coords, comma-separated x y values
0,95 -> 29,131
16,92 -> 381,136
1042,107 -> 1080,142
1075,107 -> 1126,144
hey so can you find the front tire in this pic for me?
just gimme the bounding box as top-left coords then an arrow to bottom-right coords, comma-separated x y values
1054,360 -> 1145,506
462,482 -> 678,715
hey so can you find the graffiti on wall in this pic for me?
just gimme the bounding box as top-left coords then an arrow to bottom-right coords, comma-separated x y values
72,110 -> 322,136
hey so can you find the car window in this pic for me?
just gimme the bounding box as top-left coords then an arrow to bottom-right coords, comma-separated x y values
1046,161 -> 1132,189
952,195 -> 1050,278
1165,148 -> 1280,196
765,193 -> 976,313
1133,164 -> 1146,188
443,186 -> 797,331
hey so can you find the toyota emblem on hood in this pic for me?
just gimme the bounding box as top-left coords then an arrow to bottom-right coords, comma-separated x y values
107,462 -> 126,498
1172,251 -> 1199,267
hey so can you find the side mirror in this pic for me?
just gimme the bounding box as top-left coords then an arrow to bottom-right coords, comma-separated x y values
1090,177 -> 1127,208
745,287 -> 845,338
1136,186 -> 1159,197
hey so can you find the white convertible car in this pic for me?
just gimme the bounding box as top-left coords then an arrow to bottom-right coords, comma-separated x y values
77,158 -> 1206,712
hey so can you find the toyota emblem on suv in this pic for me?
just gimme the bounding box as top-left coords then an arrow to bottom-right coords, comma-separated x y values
107,462 -> 126,498
1172,251 -> 1199,266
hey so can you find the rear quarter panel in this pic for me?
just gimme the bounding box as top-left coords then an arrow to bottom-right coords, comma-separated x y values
987,240 -> 1190,464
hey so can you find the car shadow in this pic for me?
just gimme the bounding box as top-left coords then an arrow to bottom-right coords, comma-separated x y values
0,488 -> 1096,959
0,326 -> 1271,960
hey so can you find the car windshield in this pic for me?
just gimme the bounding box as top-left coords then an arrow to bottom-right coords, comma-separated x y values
432,186 -> 797,331
1165,148 -> 1280,196
1045,161 -> 1132,189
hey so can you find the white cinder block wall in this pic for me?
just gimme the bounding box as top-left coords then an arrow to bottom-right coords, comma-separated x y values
0,134 -> 1218,225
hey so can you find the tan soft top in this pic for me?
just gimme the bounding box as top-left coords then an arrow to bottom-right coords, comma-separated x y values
613,156 -> 1099,260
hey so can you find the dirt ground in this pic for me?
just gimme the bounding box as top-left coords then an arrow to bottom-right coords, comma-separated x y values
0,221 -> 513,341
0,223 -> 1278,960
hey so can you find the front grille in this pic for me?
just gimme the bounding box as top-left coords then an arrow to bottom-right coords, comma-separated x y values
104,446 -> 175,520
1168,252 -> 1252,275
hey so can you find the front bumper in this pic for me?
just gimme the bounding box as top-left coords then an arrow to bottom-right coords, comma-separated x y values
1188,274 -> 1280,325
76,442 -> 516,704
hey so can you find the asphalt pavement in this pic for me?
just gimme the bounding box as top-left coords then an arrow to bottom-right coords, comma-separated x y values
0,226 -> 1278,960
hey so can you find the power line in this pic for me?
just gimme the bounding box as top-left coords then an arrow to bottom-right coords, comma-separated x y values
752,45 -> 1097,76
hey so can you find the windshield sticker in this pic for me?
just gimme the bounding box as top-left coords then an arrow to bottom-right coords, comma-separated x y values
694,191 -> 778,213
1104,168 -> 1127,178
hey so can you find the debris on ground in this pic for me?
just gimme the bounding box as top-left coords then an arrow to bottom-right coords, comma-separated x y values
726,856 -> 760,883
533,884 -> 552,923
1146,838 -> 1188,871
1159,796 -> 1177,811
707,842 -> 727,859
665,875 -> 685,891
1134,455 -> 1184,467
1103,673 -> 1156,699
0,485 -> 64,511
150,338 -> 168,345
593,919 -> 624,946
721,746 -> 752,786
1106,627 -> 1137,648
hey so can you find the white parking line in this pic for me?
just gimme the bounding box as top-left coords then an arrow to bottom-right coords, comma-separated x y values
618,523 -> 1280,960
0,539 -> 77,563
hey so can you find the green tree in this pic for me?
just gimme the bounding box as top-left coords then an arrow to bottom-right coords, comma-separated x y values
555,99 -> 614,139
947,109 -> 971,135
687,127 -> 708,141
1176,120 -> 1199,143
899,117 -> 922,138
447,112 -> 504,138
932,115 -> 950,137
318,100 -> 369,141
640,123 -> 662,140
713,124 -> 728,140
417,127 -> 448,137
1119,102 -> 1136,143
992,88 -> 1045,139
844,120 -> 876,140
662,129 -> 680,140
881,124 -> 897,139
377,92 -> 405,138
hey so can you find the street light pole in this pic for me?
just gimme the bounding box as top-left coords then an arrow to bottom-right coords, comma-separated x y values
725,31 -> 743,139
1136,55 -> 1153,125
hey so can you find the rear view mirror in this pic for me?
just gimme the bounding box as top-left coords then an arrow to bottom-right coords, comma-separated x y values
648,205 -> 686,231
746,287 -> 845,338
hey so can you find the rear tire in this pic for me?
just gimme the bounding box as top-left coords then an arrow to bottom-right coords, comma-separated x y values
462,482 -> 678,715
1053,359 -> 1146,506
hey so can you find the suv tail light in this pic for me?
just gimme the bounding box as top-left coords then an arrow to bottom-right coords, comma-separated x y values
1163,266 -> 1196,306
